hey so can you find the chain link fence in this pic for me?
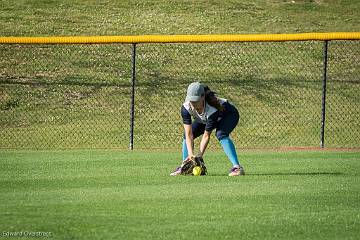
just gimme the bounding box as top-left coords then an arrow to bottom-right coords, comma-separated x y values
0,40 -> 359,149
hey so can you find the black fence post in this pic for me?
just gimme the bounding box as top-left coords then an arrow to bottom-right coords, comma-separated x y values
129,43 -> 137,150
320,40 -> 329,148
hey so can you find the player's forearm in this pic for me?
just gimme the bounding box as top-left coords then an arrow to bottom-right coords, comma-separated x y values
199,133 -> 210,156
186,133 -> 194,157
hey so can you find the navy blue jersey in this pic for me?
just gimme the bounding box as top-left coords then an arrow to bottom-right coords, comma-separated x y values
181,98 -> 227,132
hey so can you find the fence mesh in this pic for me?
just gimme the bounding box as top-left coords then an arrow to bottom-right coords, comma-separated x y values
326,40 -> 360,148
0,44 -> 132,148
0,40 -> 359,149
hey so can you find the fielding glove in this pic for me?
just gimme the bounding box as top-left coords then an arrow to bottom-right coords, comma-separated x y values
180,155 -> 207,175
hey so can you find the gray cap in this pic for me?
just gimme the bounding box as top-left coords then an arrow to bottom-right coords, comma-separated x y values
185,82 -> 205,102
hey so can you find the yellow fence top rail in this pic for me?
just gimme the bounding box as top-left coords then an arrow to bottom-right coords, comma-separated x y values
0,32 -> 360,44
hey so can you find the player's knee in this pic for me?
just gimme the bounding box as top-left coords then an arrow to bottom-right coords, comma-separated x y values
216,131 -> 229,140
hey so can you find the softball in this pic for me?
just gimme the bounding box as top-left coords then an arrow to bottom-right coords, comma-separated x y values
193,166 -> 202,176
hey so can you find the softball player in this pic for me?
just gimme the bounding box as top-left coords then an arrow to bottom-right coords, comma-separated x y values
170,82 -> 245,176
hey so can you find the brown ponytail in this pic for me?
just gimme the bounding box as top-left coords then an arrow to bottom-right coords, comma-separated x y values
204,85 -> 224,112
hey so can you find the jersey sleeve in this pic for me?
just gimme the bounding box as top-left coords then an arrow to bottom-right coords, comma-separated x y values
181,105 -> 192,125
205,111 -> 219,132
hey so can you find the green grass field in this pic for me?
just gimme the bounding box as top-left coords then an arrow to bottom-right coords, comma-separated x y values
1,0 -> 359,36
1,150 -> 359,239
